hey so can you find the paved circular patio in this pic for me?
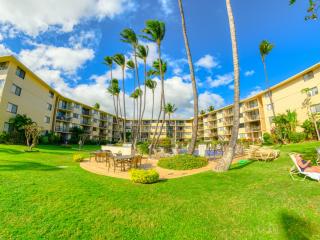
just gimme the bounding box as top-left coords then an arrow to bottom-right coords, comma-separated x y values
80,158 -> 218,180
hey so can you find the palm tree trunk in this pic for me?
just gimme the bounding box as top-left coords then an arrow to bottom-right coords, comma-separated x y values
262,60 -> 276,117
117,95 -> 123,142
149,44 -> 166,155
214,0 -> 240,172
141,60 -> 148,140
154,46 -> 166,149
178,0 -> 198,155
152,90 -> 155,120
134,48 -> 142,143
122,68 -> 126,143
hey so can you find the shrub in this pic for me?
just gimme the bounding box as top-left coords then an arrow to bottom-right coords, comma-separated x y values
73,154 -> 85,162
130,169 -> 159,184
0,132 -> 9,144
158,137 -> 172,152
158,154 -> 208,170
40,136 -> 49,144
137,142 -> 149,155
288,132 -> 306,143
263,133 -> 274,145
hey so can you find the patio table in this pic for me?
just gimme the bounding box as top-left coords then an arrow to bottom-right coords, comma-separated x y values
113,155 -> 135,172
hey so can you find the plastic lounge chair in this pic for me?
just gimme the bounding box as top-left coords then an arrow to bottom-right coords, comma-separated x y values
289,153 -> 320,182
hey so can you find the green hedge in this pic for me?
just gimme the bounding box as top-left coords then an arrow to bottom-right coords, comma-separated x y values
158,154 -> 208,170
130,169 -> 159,184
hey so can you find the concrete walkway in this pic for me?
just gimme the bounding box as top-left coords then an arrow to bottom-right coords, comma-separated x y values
80,158 -> 218,180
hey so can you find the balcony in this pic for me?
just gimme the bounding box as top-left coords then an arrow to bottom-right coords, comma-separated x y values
243,102 -> 259,112
58,102 -> 73,111
246,126 -> 261,133
55,126 -> 70,133
82,109 -> 92,116
81,120 -> 92,126
245,114 -> 260,122
56,115 -> 72,122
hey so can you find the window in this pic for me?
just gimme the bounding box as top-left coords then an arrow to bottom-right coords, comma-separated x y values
16,67 -> 26,79
0,79 -> 4,89
239,123 -> 245,128
311,104 -> 320,113
0,62 -> 8,70
7,102 -> 18,114
47,103 -> 52,111
303,71 -> 314,81
93,127 -> 97,131
240,113 -> 243,118
11,84 -> 22,96
308,87 -> 318,97
93,119 -> 98,123
267,104 -> 273,111
49,91 -> 54,98
74,104 -> 80,109
73,113 -> 79,119
3,122 -> 12,132
44,116 -> 50,123
218,127 -> 224,131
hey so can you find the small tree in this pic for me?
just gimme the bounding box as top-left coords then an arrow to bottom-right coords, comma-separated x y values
23,123 -> 42,151
301,88 -> 320,140
78,134 -> 89,150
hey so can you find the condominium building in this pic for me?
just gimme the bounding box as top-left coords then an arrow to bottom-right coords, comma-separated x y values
0,55 -> 319,143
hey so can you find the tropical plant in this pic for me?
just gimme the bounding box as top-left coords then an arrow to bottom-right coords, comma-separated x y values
177,0 -> 199,155
113,53 -> 127,142
137,44 -> 149,138
130,169 -> 159,184
158,154 -> 208,170
70,126 -> 85,144
290,0 -> 319,20
93,103 -> 100,110
272,110 -> 299,144
141,20 -> 166,155
165,103 -> 177,142
107,78 -> 121,127
301,88 -> 320,140
200,110 -> 206,115
8,114 -> 33,143
145,78 -> 157,120
103,56 -> 113,80
260,40 -> 276,117
23,123 -> 42,151
301,119 -> 320,139
215,0 -> 241,172
207,106 -> 215,112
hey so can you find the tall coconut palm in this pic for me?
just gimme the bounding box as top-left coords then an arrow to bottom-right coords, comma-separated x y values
127,60 -> 137,129
164,103 -> 177,143
103,56 -> 113,80
215,0 -> 241,172
120,29 -> 142,141
107,78 -> 122,141
145,79 -> 157,120
130,89 -> 139,141
137,44 -> 149,138
113,54 -> 127,143
141,20 -> 166,155
93,103 -> 100,110
260,40 -> 276,118
177,0 -> 199,155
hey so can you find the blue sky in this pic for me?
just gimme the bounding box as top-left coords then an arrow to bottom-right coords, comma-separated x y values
0,0 -> 319,118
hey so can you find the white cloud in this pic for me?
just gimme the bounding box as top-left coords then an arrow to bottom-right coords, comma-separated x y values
198,91 -> 225,111
158,0 -> 173,16
207,72 -> 234,88
18,43 -> 94,75
69,30 -> 100,49
0,43 -> 13,55
195,54 -> 219,70
247,86 -> 262,98
0,0 -> 135,36
244,70 -> 255,77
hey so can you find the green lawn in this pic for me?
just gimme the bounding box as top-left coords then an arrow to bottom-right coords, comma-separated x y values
1,143 -> 320,239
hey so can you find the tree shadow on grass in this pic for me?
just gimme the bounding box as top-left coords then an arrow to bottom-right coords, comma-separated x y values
281,210 -> 316,240
0,160 -> 62,171
0,147 -> 25,155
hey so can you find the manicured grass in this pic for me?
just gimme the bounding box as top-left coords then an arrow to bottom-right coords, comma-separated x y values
158,154 -> 208,170
1,143 -> 320,239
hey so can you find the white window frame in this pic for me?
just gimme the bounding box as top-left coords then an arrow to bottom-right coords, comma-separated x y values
11,84 -> 22,96
308,87 -> 318,97
7,102 -> 18,114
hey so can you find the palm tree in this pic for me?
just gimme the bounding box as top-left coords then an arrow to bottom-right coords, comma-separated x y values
260,40 -> 276,118
121,29 -> 141,142
141,20 -> 166,155
113,54 -> 127,143
215,0 -> 241,172
290,0 -> 318,20
145,79 -> 157,120
107,79 -> 122,141
127,60 -> 136,125
200,110 -> 206,115
208,106 -> 215,112
177,0 -> 199,155
103,56 -> 113,81
137,44 -> 149,138
93,103 -> 100,110
164,103 -> 178,143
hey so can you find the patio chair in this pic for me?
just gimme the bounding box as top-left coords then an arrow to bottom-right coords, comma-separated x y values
289,153 -> 320,182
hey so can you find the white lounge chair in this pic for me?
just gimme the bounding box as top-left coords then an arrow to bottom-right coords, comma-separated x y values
289,153 -> 320,182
